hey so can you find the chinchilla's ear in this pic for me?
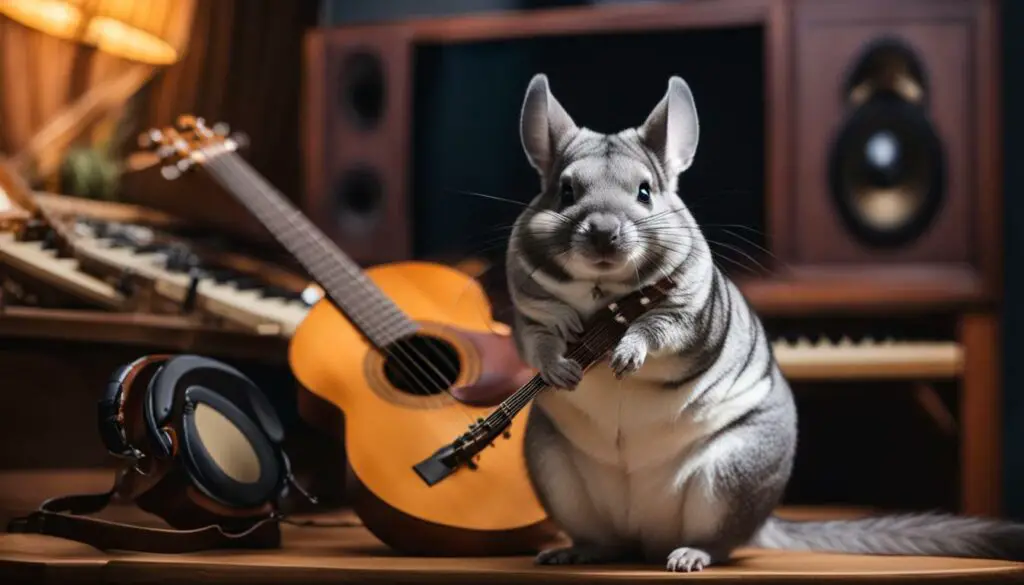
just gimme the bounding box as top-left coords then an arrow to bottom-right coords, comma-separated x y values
520,74 -> 578,177
639,76 -> 699,177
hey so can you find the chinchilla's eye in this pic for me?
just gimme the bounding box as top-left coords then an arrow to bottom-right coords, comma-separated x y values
637,181 -> 652,204
559,181 -> 574,207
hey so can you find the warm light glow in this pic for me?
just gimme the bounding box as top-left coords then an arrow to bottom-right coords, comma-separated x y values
84,15 -> 177,64
0,0 -> 193,65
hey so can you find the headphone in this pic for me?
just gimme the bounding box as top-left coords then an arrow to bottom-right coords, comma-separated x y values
97,354 -> 310,524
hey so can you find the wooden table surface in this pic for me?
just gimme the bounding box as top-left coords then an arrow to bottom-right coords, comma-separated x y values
1,470 -> 1022,584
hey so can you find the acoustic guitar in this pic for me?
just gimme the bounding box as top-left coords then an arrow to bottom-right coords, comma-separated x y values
138,116 -> 554,556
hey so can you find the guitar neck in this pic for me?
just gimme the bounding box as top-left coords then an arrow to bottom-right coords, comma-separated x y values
485,316 -> 628,429
200,149 -> 417,347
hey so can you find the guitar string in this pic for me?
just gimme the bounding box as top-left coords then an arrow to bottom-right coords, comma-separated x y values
458,317 -> 621,464
204,154 -> 442,398
222,157 -> 468,417
228,166 -> 469,414
207,144 -> 507,416
499,319 -> 618,415
222,43 -> 460,419
473,302 -> 633,429
207,151 -> 474,426
490,282 -> 671,419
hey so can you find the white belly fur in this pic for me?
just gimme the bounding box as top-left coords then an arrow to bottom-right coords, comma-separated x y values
532,350 -> 769,555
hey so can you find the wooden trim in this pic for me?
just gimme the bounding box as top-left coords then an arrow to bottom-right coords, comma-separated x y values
301,31 -> 326,235
773,340 -> 963,381
766,0 -> 794,266
958,311 -> 1001,517
32,192 -> 188,231
737,265 -> 989,315
0,307 -> 288,361
311,0 -> 773,44
792,0 -> 977,24
975,0 -> 1003,301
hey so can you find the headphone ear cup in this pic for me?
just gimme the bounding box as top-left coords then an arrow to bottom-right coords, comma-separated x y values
97,364 -> 133,456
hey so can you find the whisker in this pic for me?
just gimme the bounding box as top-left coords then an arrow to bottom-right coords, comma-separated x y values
445,189 -> 576,224
636,239 -> 761,277
708,229 -> 777,261
447,189 -> 531,208
706,240 -> 771,274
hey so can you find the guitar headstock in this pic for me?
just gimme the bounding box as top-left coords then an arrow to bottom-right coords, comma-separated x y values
135,115 -> 248,180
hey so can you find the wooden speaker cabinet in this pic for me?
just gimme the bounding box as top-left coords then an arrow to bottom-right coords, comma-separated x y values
304,0 -> 1002,516
304,28 -> 414,265
782,1 -> 1001,307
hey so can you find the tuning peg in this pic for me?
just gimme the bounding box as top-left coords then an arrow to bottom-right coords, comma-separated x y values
176,158 -> 194,174
175,115 -> 197,131
154,144 -> 175,160
160,164 -> 181,180
138,129 -> 163,149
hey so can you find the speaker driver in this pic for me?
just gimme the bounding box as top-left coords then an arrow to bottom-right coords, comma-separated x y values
333,167 -> 384,236
338,50 -> 386,131
828,38 -> 945,248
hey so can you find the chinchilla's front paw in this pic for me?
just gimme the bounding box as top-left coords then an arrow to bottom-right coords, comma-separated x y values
610,334 -> 648,378
539,355 -> 584,390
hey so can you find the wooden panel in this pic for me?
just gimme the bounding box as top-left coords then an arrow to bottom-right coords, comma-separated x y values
959,311 -> 1002,517
304,26 -> 414,264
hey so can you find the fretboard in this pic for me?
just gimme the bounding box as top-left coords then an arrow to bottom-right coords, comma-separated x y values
485,314 -> 628,429
201,147 -> 417,347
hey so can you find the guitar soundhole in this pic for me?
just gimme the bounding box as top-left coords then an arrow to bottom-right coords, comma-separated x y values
382,335 -> 462,396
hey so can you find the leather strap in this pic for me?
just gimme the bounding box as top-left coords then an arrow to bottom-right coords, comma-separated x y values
6,471 -> 280,553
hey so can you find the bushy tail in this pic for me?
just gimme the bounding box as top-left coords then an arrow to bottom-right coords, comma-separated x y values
751,512 -> 1024,561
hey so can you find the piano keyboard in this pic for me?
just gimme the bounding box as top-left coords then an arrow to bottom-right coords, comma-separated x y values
0,215 -> 966,379
771,336 -> 963,380
0,232 -> 126,310
70,225 -> 316,336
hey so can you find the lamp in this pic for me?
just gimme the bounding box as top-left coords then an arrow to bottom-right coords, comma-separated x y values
0,0 -> 193,64
0,0 -> 195,188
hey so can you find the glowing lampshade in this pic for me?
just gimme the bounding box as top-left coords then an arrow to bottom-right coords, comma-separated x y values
0,0 -> 194,64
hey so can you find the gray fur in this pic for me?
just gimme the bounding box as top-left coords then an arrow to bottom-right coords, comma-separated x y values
506,73 -> 1024,571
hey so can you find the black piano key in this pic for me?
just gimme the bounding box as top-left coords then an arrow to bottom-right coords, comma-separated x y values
231,276 -> 263,291
107,233 -> 137,248
260,285 -> 304,302
134,242 -> 171,254
41,229 -> 59,250
164,245 -> 201,273
204,268 -> 240,283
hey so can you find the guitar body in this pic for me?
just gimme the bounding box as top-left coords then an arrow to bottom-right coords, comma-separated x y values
289,261 -> 558,556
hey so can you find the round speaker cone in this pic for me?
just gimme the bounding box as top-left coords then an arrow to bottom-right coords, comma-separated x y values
333,167 -> 383,236
338,51 -> 386,131
828,94 -> 945,248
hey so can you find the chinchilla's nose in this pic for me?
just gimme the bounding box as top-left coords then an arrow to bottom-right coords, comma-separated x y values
584,213 -> 622,254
